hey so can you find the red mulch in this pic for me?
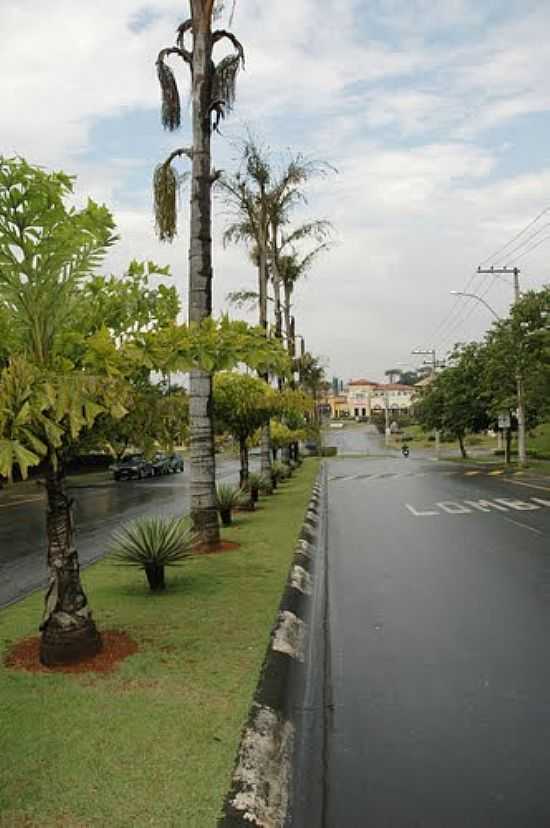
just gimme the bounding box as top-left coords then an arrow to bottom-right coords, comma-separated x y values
3,630 -> 138,675
193,540 -> 241,556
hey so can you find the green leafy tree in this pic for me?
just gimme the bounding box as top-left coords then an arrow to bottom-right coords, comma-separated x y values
416,342 -> 490,458
153,1 -> 244,546
483,286 -> 550,430
213,372 -> 278,485
0,156 -> 123,665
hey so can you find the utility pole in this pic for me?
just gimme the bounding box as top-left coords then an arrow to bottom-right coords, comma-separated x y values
477,266 -> 526,466
412,347 -> 442,457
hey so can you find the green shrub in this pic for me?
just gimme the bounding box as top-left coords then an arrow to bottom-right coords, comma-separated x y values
216,484 -> 248,525
271,461 -> 290,482
109,515 -> 196,591
259,473 -> 274,495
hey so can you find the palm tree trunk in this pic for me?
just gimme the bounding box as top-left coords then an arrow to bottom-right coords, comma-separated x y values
258,242 -> 272,477
188,8 -> 219,545
40,460 -> 101,666
283,281 -> 294,358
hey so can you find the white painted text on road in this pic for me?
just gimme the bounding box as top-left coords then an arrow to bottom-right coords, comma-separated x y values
406,497 -> 548,518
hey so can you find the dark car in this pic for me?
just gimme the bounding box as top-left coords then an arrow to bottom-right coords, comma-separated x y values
111,454 -> 153,481
151,452 -> 171,476
166,453 -> 184,473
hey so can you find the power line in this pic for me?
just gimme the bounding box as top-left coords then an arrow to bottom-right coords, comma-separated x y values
512,232 -> 550,263
478,206 -> 550,267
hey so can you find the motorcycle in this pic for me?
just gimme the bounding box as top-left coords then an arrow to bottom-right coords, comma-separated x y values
401,446 -> 410,458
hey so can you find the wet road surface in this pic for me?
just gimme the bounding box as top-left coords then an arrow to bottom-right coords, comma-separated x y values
0,456 -> 248,608
324,427 -> 550,827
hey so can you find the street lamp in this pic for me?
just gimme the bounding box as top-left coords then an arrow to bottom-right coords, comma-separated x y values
449,290 -> 501,321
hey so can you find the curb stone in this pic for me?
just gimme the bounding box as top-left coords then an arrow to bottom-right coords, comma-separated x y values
218,465 -> 328,828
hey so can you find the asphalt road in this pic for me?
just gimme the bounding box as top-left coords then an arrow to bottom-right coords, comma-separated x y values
324,427 -> 550,827
0,456 -> 247,609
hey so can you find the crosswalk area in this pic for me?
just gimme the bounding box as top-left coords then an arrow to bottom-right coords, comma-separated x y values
330,470 -> 450,483
328,468 -> 535,484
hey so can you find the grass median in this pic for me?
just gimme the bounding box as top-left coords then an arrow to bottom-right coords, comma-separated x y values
0,458 -> 320,828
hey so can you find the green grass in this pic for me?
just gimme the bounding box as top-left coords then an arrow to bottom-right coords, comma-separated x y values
0,459 -> 320,828
528,422 -> 550,458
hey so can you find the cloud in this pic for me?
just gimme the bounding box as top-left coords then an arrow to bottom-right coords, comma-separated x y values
3,0 -> 550,381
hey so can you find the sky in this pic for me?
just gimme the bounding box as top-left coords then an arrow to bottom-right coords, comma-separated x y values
3,0 -> 550,383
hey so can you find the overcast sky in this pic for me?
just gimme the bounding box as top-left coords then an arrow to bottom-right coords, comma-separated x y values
3,0 -> 550,382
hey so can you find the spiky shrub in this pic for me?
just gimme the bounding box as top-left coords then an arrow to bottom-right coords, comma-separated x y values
272,460 -> 290,482
245,472 -> 263,502
216,483 -> 248,526
258,473 -> 273,496
109,515 -> 196,591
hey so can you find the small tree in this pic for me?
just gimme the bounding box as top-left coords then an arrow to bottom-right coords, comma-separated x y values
0,157 -> 123,665
213,372 -> 278,485
416,343 -> 490,458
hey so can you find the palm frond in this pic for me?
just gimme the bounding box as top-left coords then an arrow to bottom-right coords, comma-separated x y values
226,290 -> 259,309
153,162 -> 178,242
212,55 -> 241,116
156,58 -> 181,131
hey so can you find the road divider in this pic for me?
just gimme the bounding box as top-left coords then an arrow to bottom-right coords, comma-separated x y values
219,466 -> 328,828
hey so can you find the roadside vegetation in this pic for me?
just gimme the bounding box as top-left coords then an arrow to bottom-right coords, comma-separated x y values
0,459 -> 320,827
415,286 -> 549,462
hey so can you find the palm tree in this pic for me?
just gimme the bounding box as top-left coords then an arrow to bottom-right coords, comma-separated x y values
219,142 -> 273,476
154,1 -> 244,545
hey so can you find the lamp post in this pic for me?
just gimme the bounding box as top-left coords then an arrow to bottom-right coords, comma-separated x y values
450,288 -> 514,461
474,266 -> 527,465
412,347 -> 441,457
449,290 -> 500,320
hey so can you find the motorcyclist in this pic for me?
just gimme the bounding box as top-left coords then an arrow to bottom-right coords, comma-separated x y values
401,442 -> 410,457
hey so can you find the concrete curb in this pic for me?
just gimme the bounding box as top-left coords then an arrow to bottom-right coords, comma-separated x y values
218,465 -> 328,828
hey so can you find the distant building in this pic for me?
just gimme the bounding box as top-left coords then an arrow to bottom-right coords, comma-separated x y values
325,378 -> 417,419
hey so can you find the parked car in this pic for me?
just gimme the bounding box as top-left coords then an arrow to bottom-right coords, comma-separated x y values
151,452 -> 171,476
166,453 -> 184,473
111,454 -> 154,481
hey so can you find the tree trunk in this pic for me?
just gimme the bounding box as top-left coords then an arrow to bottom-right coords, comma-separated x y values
457,433 -> 467,459
188,13 -> 219,545
283,281 -> 294,358
145,564 -> 166,591
220,508 -> 232,526
239,437 -> 249,488
505,427 -> 512,464
258,240 -> 272,477
40,460 -> 101,666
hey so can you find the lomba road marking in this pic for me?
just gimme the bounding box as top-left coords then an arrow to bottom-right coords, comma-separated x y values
406,497 -> 549,523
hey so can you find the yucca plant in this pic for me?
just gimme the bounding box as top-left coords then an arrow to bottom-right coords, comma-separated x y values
272,460 -> 290,483
216,483 -> 248,526
258,472 -> 274,496
109,515 -> 196,591
245,471 -> 263,503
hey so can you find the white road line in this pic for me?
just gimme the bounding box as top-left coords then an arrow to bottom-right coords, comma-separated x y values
406,504 -> 439,516
501,478 -> 550,494
502,517 -> 544,536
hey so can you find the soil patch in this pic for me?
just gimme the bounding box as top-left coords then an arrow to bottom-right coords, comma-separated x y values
4,630 -> 138,675
193,540 -> 241,556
